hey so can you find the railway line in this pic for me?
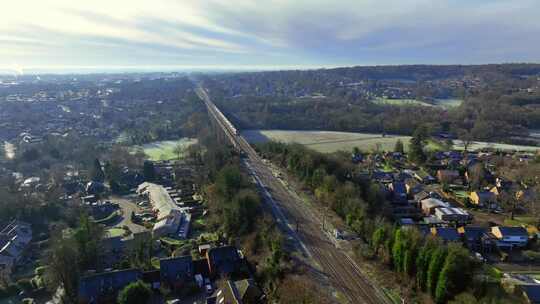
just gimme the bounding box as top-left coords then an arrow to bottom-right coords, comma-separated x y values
196,86 -> 392,304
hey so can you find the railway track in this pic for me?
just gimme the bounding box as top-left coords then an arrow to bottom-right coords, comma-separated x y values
197,86 -> 392,304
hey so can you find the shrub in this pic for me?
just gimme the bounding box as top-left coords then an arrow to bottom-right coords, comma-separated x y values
16,278 -> 34,292
117,280 -> 151,304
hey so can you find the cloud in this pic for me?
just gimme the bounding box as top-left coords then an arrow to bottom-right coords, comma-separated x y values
0,0 -> 539,71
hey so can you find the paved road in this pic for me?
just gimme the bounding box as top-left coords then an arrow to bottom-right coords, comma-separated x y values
111,195 -> 147,234
197,87 -> 391,304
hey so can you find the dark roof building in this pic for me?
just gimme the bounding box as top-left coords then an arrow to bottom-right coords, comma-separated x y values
230,279 -> 264,304
78,269 -> 142,304
389,182 -> 407,204
206,246 -> 242,277
431,227 -> 461,242
458,226 -> 493,252
520,284 -> 540,304
160,255 -> 194,288
491,226 -> 529,248
372,170 -> 393,183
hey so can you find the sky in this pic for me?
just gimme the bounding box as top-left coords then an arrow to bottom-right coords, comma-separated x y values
1,0 -> 540,73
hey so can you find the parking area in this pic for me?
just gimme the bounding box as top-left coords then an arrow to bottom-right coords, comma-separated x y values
111,194 -> 148,234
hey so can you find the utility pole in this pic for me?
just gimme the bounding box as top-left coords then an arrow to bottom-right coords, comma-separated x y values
322,206 -> 327,231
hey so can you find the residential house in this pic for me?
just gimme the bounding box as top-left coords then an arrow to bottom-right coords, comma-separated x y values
516,188 -> 537,203
420,198 -> 448,215
413,170 -> 436,184
393,171 -> 412,182
491,226 -> 529,249
206,246 -> 242,278
78,269 -> 142,304
431,227 -> 461,243
414,191 -> 431,203
461,157 -> 479,169
86,181 -> 106,195
496,177 -> 513,190
160,255 -> 194,290
137,182 -> 190,238
457,226 -> 493,252
208,279 -> 264,304
371,170 -> 393,184
434,207 -> 472,224
0,220 -> 32,281
388,182 -> 407,204
490,186 -> 503,197
404,178 -> 424,196
445,151 -> 462,160
436,170 -> 461,184
351,153 -> 363,164
469,191 -> 497,207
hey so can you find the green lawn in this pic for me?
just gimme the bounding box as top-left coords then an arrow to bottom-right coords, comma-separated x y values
454,190 -> 469,198
504,216 -> 537,227
425,139 -> 449,152
92,210 -> 120,225
382,163 -> 394,172
484,265 -> 503,281
151,257 -> 160,269
134,138 -> 198,161
194,218 -> 205,226
160,237 -> 187,246
196,232 -> 219,243
107,228 -> 125,238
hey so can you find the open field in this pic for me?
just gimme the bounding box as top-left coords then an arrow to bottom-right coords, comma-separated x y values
134,138 -> 197,161
453,139 -> 539,152
243,130 -> 539,154
372,97 -> 463,109
243,130 -> 411,153
372,97 -> 433,107
434,98 -> 463,108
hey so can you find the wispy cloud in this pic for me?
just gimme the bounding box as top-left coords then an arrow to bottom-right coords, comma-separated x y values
1,0 -> 539,71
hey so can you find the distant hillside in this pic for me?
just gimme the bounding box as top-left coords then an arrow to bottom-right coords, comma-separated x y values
201,64 -> 540,145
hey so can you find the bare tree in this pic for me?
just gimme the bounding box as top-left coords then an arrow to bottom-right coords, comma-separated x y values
173,143 -> 184,161
458,129 -> 474,152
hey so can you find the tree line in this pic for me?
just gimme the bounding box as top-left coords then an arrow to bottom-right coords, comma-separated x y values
371,225 -> 473,303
